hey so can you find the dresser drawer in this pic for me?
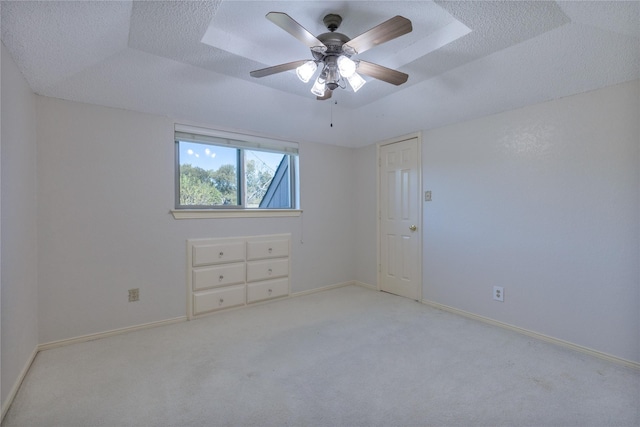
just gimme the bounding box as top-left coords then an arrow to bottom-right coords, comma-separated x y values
193,285 -> 245,315
192,241 -> 245,267
193,262 -> 245,291
246,258 -> 289,282
247,278 -> 289,303
246,239 -> 289,260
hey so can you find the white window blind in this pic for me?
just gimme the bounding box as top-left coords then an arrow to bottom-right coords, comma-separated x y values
174,124 -> 298,155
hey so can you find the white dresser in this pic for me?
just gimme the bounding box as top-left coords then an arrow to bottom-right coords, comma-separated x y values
187,234 -> 291,319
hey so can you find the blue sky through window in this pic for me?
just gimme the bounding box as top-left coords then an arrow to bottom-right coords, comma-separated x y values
179,141 -> 282,173
179,141 -> 236,170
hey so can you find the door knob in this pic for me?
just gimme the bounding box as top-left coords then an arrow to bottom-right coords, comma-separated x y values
409,225 -> 417,232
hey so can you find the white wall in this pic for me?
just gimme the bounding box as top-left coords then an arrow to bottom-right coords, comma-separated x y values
1,43 -> 39,408
35,96 -> 357,344
4,45 -> 638,400
353,143 -> 377,287
420,80 -> 639,363
294,141 -> 357,292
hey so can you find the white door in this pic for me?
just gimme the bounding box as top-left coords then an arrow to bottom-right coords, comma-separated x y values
379,137 -> 421,300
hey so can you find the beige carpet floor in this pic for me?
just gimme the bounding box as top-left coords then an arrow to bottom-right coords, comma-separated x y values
3,285 -> 639,427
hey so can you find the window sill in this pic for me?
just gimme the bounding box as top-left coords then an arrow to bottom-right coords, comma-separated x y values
171,209 -> 302,219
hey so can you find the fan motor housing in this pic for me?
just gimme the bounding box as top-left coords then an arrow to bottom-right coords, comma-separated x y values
314,32 -> 351,60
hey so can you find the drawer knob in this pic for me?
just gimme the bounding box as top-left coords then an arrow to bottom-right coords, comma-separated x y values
219,251 -> 224,257
268,288 -> 272,294
219,298 -> 224,304
268,268 -> 272,275
268,247 -> 273,253
219,275 -> 224,281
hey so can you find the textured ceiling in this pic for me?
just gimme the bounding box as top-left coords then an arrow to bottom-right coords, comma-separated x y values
1,1 -> 638,147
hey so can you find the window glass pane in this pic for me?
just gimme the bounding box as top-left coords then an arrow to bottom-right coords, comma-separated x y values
176,129 -> 297,210
178,141 -> 239,206
244,150 -> 289,208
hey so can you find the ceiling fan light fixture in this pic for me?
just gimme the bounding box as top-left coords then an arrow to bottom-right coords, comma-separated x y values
251,12 -> 412,100
296,60 -> 317,83
337,55 -> 356,78
346,72 -> 366,92
311,75 -> 327,97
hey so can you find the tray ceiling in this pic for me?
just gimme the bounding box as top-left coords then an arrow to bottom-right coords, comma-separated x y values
2,1 -> 638,146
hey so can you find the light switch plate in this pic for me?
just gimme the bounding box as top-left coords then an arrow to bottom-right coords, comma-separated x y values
425,191 -> 432,201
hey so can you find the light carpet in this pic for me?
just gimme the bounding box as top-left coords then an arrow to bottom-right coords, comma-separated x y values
3,285 -> 639,427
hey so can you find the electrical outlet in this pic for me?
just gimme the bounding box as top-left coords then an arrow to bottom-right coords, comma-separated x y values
128,288 -> 139,302
425,190 -> 432,202
493,286 -> 504,302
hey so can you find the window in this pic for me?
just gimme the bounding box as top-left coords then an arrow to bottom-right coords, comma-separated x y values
174,125 -> 298,210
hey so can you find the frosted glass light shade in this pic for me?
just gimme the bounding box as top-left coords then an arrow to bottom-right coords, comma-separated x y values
337,56 -> 356,78
296,61 -> 317,83
311,76 -> 326,96
346,72 -> 366,92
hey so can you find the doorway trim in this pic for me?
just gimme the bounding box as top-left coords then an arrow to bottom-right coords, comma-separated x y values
376,132 -> 423,300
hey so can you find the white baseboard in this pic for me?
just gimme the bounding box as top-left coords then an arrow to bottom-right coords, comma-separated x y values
38,316 -> 187,352
422,299 -> 640,371
36,280 -> 363,351
290,280 -> 355,298
2,346 -> 38,422
38,282 -> 370,353
353,281 -> 377,291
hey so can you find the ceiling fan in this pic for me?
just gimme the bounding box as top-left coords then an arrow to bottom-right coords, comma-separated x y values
250,12 -> 412,100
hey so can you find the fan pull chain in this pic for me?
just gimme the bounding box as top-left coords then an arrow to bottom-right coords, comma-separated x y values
330,101 -> 337,127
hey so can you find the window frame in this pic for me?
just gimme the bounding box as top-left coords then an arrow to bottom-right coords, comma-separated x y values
172,125 -> 300,217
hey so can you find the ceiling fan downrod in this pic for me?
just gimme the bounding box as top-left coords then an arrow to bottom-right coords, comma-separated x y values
323,14 -> 342,32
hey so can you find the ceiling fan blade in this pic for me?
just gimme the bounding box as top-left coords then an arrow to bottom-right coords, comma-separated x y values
316,89 -> 333,101
250,60 -> 309,78
357,61 -> 409,86
266,12 -> 327,50
343,16 -> 412,55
